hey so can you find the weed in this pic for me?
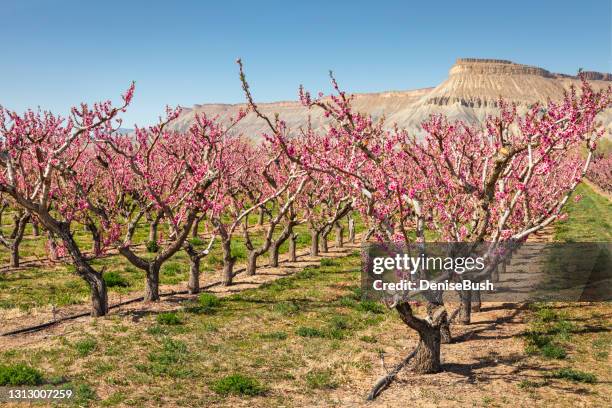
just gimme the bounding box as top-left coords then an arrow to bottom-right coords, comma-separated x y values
0,364 -> 43,386
550,368 -> 597,383
305,369 -> 338,389
156,312 -> 182,325
212,374 -> 266,396
103,271 -> 130,288
75,338 -> 98,357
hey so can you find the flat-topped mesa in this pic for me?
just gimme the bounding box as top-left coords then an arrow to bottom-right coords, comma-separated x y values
451,58 -> 554,78
451,58 -> 612,81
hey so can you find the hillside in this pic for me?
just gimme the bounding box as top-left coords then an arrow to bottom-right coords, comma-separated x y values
170,58 -> 612,139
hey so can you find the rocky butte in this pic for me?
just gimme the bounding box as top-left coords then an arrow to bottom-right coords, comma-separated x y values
170,58 -> 612,139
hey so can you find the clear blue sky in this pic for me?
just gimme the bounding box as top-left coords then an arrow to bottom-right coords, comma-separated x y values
1,0 -> 610,126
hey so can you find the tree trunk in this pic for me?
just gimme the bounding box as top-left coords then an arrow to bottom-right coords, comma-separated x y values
148,218 -> 159,243
47,233 -> 59,261
32,221 -> 40,237
8,214 -> 29,267
412,328 -> 442,373
440,318 -> 452,344
310,230 -> 319,256
396,303 -> 442,374
86,271 -> 109,317
457,290 -> 472,324
221,238 -> 235,286
192,217 -> 201,238
334,223 -> 344,248
247,251 -> 258,276
471,290 -> 481,312
268,243 -> 280,267
320,233 -> 328,252
10,245 -> 19,268
144,262 -> 161,301
188,257 -> 200,294
87,223 -> 101,256
348,217 -> 355,243
288,234 -> 297,262
257,207 -> 265,226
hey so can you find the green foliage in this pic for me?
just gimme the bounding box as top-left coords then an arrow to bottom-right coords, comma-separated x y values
296,326 -> 325,338
305,369 -> 338,389
196,293 -> 221,314
0,363 -> 43,386
320,258 -> 337,267
146,240 -> 159,253
156,312 -> 182,325
141,338 -> 192,378
103,271 -> 130,288
73,383 -> 98,405
75,338 -> 98,357
259,331 -> 288,340
359,335 -> 378,343
356,300 -> 386,314
272,301 -> 300,316
550,368 -> 597,383
212,374 -> 266,396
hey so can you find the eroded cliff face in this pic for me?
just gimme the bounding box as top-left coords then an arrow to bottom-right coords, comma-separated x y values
170,58 -> 612,138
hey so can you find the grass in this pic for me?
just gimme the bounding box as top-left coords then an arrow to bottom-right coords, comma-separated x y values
0,252 -> 395,406
212,374 -> 266,396
305,368 -> 338,389
550,368 -> 597,383
103,271 -> 130,288
156,312 -> 183,325
75,338 -> 98,356
554,183 -> 612,242
0,363 -> 44,386
523,304 -> 573,359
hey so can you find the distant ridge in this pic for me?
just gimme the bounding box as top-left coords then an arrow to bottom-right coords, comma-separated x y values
170,59 -> 612,139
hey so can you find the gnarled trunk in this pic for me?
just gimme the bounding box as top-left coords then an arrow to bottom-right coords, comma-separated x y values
288,233 -> 297,262
246,251 -> 258,276
145,262 -> 161,301
471,290 -> 481,312
257,207 -> 265,226
457,289 -> 472,324
221,237 -> 235,286
396,302 -> 444,374
269,243 -> 280,267
334,223 -> 344,248
348,216 -> 355,243
85,271 -> 109,317
148,217 -> 160,243
31,220 -> 40,237
310,230 -> 319,256
320,232 -> 328,252
188,257 -> 200,294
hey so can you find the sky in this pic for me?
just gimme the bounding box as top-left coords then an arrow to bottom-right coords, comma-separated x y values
1,0 -> 611,126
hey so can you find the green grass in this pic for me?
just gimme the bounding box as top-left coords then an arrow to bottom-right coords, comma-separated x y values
103,271 -> 130,288
0,364 -> 44,386
550,368 -> 597,383
212,374 -> 266,396
156,312 -> 183,325
305,368 -> 338,389
0,252 -> 393,406
75,338 -> 98,357
554,183 -> 612,242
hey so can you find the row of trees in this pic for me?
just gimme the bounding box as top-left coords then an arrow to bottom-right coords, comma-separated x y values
587,153 -> 612,193
237,61 -> 611,374
0,91 -> 353,316
1,65 -> 610,375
